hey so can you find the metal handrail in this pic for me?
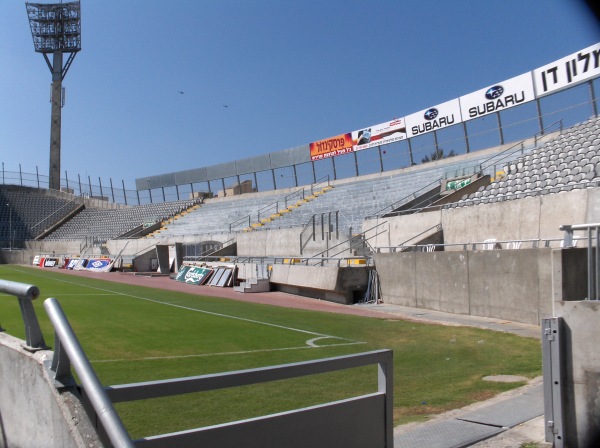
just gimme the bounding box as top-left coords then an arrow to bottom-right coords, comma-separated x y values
229,214 -> 251,232
376,236 -> 584,253
308,221 -> 387,262
310,174 -> 330,195
283,187 -> 306,208
366,177 -> 443,219
395,223 -> 443,250
30,195 -> 83,235
257,201 -> 279,222
44,298 -> 134,448
299,214 -> 316,254
0,279 -> 47,350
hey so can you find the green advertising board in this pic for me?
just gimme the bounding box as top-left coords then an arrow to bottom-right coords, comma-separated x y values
445,177 -> 472,191
176,266 -> 213,285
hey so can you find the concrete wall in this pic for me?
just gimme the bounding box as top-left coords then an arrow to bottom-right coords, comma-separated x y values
270,264 -> 369,304
365,188 -> 598,250
236,227 -> 350,258
366,211 -> 443,249
373,248 -> 556,324
0,333 -> 101,448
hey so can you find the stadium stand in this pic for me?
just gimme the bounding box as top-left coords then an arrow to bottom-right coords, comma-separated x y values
147,190 -> 294,238
0,185 -> 82,244
41,198 -> 199,242
451,117 -> 600,207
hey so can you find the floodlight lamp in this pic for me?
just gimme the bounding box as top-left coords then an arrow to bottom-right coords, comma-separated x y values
26,1 -> 81,54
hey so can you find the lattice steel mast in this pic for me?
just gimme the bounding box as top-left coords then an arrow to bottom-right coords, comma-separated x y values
26,1 -> 81,191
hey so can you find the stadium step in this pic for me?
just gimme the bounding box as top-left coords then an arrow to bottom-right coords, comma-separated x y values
233,278 -> 270,293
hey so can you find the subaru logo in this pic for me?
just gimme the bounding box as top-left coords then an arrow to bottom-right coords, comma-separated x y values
485,85 -> 504,100
424,108 -> 438,120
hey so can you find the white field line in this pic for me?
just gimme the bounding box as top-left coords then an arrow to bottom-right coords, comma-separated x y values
91,340 -> 366,364
7,267 -> 364,349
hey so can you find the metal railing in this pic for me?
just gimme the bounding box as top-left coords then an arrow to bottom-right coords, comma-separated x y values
366,177 -> 443,219
229,214 -> 251,232
376,236 -> 584,253
0,279 -> 47,351
299,211 -> 340,255
391,223 -> 443,252
44,298 -> 134,448
560,223 -> 600,300
307,221 -> 387,264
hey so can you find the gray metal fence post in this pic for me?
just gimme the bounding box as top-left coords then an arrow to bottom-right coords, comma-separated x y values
378,350 -> 394,447
542,317 -> 565,447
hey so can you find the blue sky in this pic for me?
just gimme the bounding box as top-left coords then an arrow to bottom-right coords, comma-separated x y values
1,0 -> 599,189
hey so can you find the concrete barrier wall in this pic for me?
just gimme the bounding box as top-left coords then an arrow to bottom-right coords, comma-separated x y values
416,251 -> 470,315
0,333 -> 100,448
367,188 -> 596,250
270,264 -> 369,304
374,248 -> 555,324
237,227 -> 348,258
365,211 -> 442,248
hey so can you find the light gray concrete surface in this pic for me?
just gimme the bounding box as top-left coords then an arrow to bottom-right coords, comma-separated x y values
0,332 -> 102,448
373,248 -> 555,325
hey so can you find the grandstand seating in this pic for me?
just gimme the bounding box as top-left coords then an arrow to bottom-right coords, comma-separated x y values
451,116 -> 600,207
68,125 -> 583,244
255,148 -> 535,235
42,199 -> 198,242
0,185 -> 82,243
149,191 -> 293,238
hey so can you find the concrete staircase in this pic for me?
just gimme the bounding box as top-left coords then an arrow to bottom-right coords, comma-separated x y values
233,277 -> 271,293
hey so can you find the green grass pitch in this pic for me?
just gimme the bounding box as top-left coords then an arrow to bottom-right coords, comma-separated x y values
0,265 -> 542,439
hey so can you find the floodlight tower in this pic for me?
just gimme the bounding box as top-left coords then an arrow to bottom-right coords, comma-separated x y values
26,1 -> 81,191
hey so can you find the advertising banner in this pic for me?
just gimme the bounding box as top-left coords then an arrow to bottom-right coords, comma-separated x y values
533,42 -> 600,97
83,258 -> 114,272
404,98 -> 463,138
178,266 -> 213,285
352,118 -> 407,151
66,258 -> 81,269
309,133 -> 354,161
43,258 -> 59,268
459,73 -> 535,120
174,265 -> 191,282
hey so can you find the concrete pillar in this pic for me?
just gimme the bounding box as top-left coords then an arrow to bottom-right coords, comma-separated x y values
49,52 -> 63,191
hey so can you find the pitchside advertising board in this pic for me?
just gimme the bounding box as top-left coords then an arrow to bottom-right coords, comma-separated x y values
175,266 -> 213,285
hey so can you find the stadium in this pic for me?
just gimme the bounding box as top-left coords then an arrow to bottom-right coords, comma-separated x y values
1,2 -> 600,447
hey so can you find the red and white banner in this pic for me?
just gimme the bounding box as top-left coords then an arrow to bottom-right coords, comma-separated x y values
352,118 -> 406,151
